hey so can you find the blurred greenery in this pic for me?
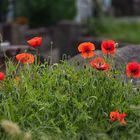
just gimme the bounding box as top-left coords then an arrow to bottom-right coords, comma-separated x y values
0,0 -> 8,22
15,0 -> 76,27
88,17 -> 140,44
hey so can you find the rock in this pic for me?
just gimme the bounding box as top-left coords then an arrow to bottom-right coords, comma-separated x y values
0,45 -> 30,71
0,45 -> 29,57
70,45 -> 140,66
115,45 -> 140,63
70,45 -> 140,88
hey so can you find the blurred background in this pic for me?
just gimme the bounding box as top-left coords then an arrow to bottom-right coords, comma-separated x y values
0,0 -> 140,63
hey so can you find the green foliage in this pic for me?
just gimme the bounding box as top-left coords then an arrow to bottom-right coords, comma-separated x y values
0,0 -> 8,21
16,0 -> 76,27
88,17 -> 140,44
0,57 -> 140,140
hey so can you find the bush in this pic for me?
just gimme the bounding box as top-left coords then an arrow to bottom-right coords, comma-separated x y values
15,0 -> 76,27
0,56 -> 140,139
0,0 -> 8,22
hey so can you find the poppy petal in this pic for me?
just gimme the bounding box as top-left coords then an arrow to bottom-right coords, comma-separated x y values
81,51 -> 94,58
27,37 -> 42,48
100,64 -> 110,71
0,72 -> 5,80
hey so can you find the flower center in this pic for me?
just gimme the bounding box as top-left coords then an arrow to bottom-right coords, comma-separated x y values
22,57 -> 30,61
106,47 -> 112,51
85,49 -> 90,53
131,69 -> 138,74
96,62 -> 103,67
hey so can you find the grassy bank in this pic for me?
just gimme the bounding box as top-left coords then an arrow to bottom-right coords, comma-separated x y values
0,57 -> 140,140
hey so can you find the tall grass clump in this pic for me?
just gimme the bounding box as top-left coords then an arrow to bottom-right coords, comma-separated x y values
0,38 -> 140,140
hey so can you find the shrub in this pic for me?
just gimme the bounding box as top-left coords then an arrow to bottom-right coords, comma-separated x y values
15,0 -> 76,27
0,0 -> 8,22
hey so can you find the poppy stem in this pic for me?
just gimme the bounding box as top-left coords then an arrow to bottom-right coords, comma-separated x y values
82,58 -> 84,68
15,61 -> 21,72
35,48 -> 40,64
50,41 -> 53,65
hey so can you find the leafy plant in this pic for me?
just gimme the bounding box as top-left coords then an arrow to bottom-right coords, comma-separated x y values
0,55 -> 139,139
15,0 -> 76,27
0,38 -> 140,139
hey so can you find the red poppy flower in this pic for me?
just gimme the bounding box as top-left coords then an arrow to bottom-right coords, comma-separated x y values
16,53 -> 35,64
90,57 -> 110,71
0,72 -> 5,81
110,111 -> 126,126
118,113 -> 126,126
110,111 -> 119,122
126,62 -> 140,78
27,37 -> 42,48
78,42 -> 95,58
101,40 -> 116,55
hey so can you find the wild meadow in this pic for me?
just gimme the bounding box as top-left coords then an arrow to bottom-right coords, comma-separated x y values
0,38 -> 140,140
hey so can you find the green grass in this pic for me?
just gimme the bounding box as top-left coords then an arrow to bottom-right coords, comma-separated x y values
0,56 -> 140,140
88,17 -> 140,44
